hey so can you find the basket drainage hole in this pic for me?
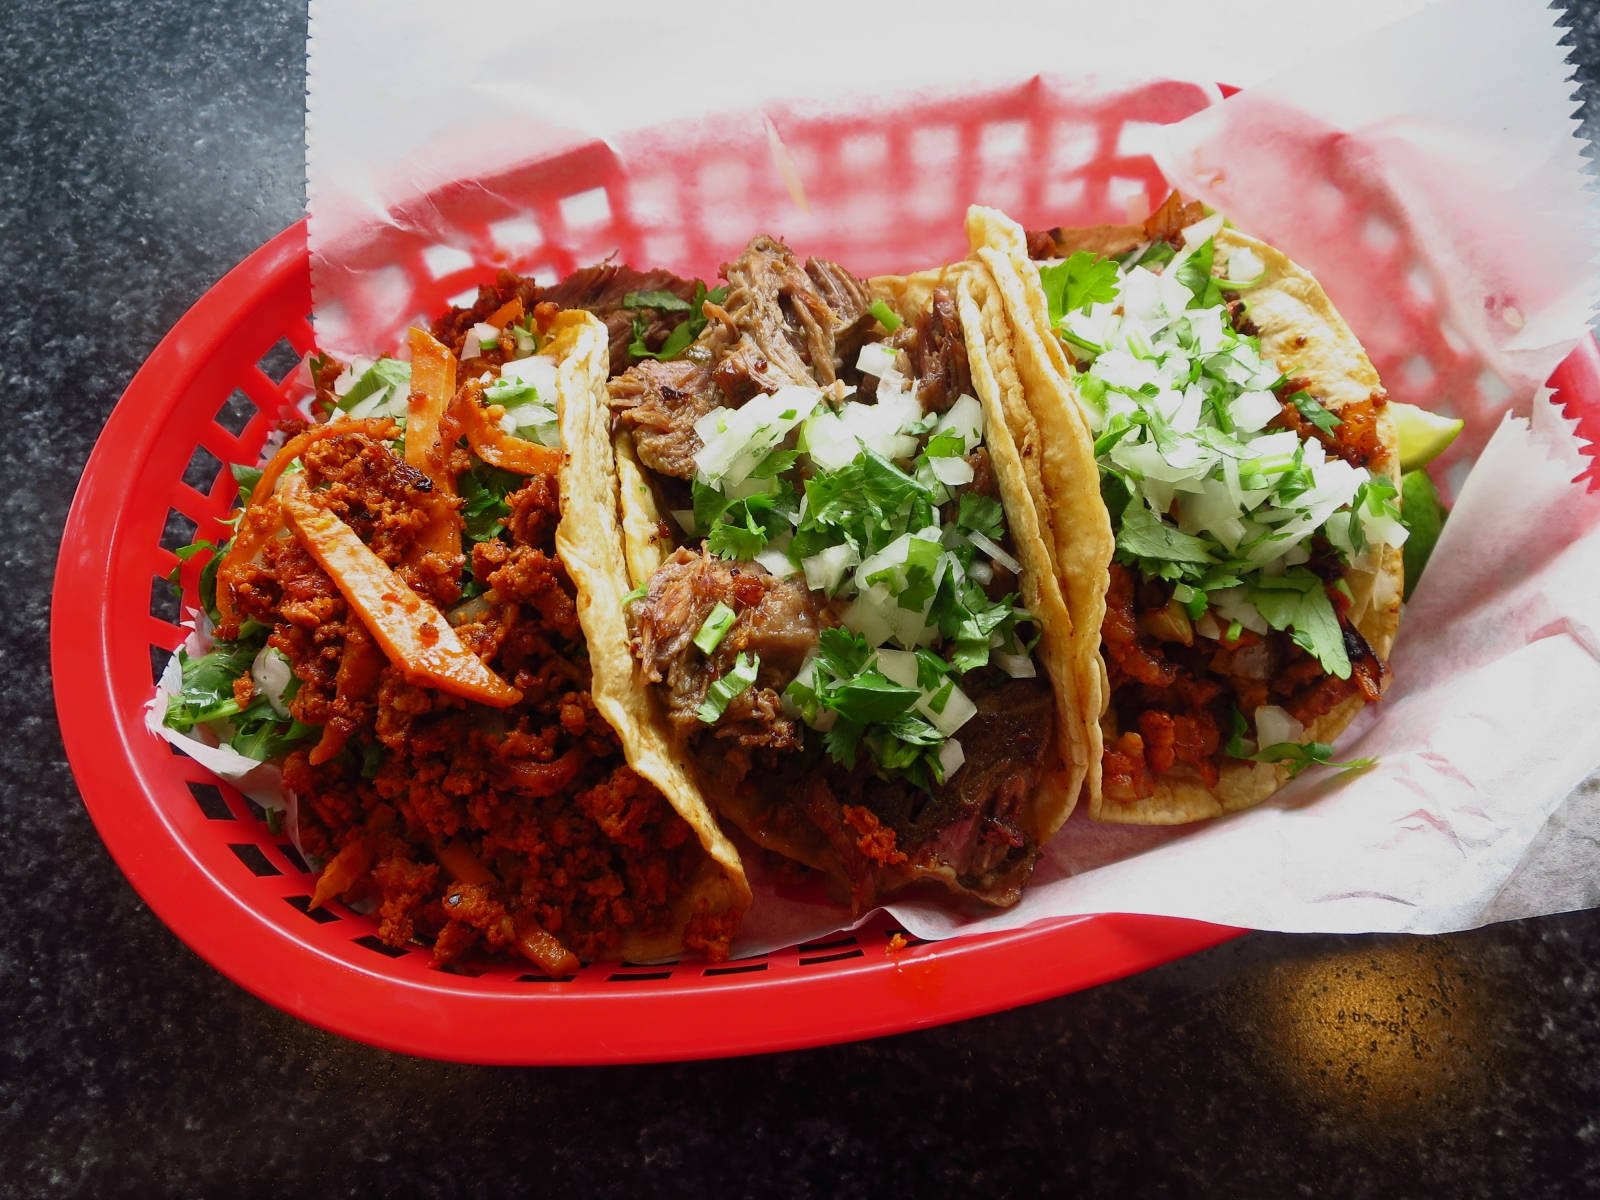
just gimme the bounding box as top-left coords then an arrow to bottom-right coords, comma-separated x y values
181,442 -> 226,495
148,642 -> 174,687
186,781 -> 233,821
227,843 -> 282,878
213,389 -> 259,438
284,895 -> 340,925
158,508 -> 198,556
148,573 -> 181,626
353,935 -> 411,959
256,337 -> 301,383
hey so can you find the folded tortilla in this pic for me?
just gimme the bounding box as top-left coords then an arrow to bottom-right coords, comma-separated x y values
971,204 -> 1402,825
549,309 -> 752,956
578,247 -> 1100,909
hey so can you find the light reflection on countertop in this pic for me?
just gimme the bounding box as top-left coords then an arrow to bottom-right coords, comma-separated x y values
1239,936 -> 1495,1133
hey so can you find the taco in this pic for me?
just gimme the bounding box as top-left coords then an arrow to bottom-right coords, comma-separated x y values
971,195 -> 1404,825
575,235 -> 1104,913
159,301 -> 749,972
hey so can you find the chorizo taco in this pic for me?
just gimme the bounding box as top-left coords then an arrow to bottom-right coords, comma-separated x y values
971,196 -> 1404,825
158,301 -> 749,972
574,235 -> 1106,912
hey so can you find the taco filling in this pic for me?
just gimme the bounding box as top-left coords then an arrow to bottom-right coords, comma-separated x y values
1024,195 -> 1404,818
161,300 -> 747,972
607,237 -> 1072,911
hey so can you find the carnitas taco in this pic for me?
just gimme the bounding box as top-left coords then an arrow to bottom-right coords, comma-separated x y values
575,235 -> 1104,912
158,299 -> 749,972
972,195 -> 1404,824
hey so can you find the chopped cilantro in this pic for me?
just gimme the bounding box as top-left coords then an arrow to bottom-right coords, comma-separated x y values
622,289 -> 692,312
1248,570 -> 1350,679
868,299 -> 903,333
1175,238 -> 1223,309
1252,740 -> 1376,778
1039,251 -> 1120,326
1285,389 -> 1341,436
693,603 -> 737,655
336,358 -> 411,417
956,493 -> 1005,541
696,652 -> 760,723
629,282 -> 728,362
1224,708 -> 1376,777
459,462 -> 522,544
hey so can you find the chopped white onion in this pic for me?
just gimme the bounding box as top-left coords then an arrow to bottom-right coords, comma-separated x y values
930,455 -> 975,486
874,649 -> 919,689
694,385 -> 818,487
755,541 -> 797,578
937,738 -> 966,780
1254,705 -> 1305,748
968,531 -> 1022,575
250,647 -> 294,718
922,682 -> 976,736
497,353 -> 559,398
802,543 -> 858,595
993,652 -> 1037,679
931,393 -> 984,453
856,342 -> 900,378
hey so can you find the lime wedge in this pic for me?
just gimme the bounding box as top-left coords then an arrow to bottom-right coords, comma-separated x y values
1392,402 -> 1464,471
1400,469 -> 1448,600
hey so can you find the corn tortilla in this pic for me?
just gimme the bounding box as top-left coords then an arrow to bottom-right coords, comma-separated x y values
974,209 -> 1402,824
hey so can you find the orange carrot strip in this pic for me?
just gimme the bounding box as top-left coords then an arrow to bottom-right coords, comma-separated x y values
279,477 -> 521,707
310,837 -> 376,910
455,385 -> 562,476
511,911 -> 580,977
402,328 -> 466,564
216,417 -> 397,632
433,838 -> 497,887
307,618 -> 386,766
405,328 -> 456,486
213,494 -> 286,634
486,296 -> 525,330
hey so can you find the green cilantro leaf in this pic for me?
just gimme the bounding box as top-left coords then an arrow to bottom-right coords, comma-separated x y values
622,289 -> 692,312
956,493 -> 1005,541
629,283 -> 729,361
1285,389 -> 1341,436
1252,741 -> 1377,778
1040,251 -> 1121,326
1248,569 -> 1351,679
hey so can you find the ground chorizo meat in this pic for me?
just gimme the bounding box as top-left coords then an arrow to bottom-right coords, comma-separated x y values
1101,555 -> 1385,803
232,431 -> 727,969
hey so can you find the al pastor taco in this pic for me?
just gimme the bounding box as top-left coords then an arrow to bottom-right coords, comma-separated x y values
972,196 -> 1404,824
576,235 -> 1105,912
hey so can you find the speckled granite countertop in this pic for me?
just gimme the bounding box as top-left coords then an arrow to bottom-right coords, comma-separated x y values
5,2 -> 1599,1196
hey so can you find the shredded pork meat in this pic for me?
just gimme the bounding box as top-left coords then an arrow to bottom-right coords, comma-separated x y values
615,238 -> 1056,910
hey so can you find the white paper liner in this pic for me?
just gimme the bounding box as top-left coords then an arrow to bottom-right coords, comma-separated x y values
288,0 -> 1600,951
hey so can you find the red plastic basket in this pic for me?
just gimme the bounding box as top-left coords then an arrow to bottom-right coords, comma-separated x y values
51,80 -> 1600,1064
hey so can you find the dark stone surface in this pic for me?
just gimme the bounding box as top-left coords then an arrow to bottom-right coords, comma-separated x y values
4,2 -> 1598,1196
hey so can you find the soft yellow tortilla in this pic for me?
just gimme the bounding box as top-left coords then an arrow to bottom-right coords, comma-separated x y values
973,210 -> 1402,825
549,309 -> 752,957
610,260 -> 1096,884
967,206 -> 1117,804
